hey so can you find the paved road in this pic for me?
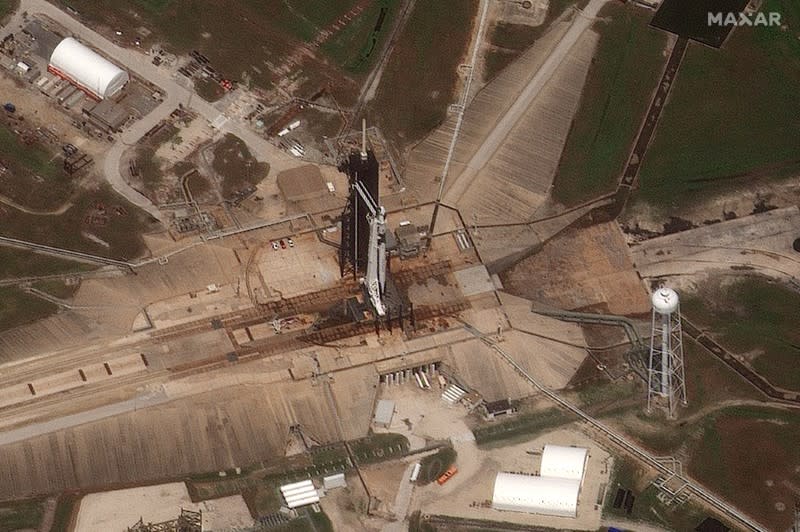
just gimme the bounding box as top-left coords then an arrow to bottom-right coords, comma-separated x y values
2,0 -> 302,224
444,0 -> 610,205
0,386 -> 169,446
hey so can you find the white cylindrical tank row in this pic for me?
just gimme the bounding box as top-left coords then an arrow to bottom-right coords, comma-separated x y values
380,362 -> 442,386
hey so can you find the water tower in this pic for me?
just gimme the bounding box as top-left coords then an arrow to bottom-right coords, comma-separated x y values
647,287 -> 687,418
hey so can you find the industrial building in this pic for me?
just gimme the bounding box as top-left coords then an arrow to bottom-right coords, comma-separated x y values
279,479 -> 319,509
540,444 -> 588,481
491,445 -> 589,518
48,37 -> 129,99
372,399 -> 395,428
492,473 -> 581,517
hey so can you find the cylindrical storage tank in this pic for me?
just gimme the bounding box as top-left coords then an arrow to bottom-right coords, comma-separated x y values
49,37 -> 130,99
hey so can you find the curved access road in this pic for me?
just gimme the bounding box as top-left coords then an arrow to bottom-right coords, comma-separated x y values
2,0 -> 302,225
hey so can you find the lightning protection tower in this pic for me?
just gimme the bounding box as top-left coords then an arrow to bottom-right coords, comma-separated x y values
647,287 -> 687,418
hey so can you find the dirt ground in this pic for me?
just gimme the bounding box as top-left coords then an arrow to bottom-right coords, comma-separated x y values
501,221 -> 651,315
74,482 -> 253,531
412,427 -> 611,531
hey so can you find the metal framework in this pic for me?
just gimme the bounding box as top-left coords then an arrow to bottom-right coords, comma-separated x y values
647,288 -> 687,418
127,509 -> 202,532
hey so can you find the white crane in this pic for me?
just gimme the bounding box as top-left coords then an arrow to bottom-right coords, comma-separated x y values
353,179 -> 387,317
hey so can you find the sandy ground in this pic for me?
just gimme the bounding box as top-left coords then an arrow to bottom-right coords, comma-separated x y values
630,206 -> 800,286
74,482 -> 253,532
414,428 -> 612,531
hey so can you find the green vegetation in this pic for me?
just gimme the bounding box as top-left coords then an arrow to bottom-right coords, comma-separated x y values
408,511 -> 437,532
473,407 -> 573,446
551,3 -> 667,206
0,184 -> 155,260
212,134 -> 270,198
688,405 -> 800,531
370,0 -> 479,148
417,446 -> 457,485
0,123 -> 74,211
637,0 -> 800,208
0,498 -> 44,531
605,456 -> 727,531
483,0 -> 585,80
135,123 -> 178,192
50,494 -> 80,532
242,484 -> 283,517
0,247 -> 96,279
0,286 -> 58,331
322,0 -> 401,73
349,432 -> 409,464
194,77 -> 226,102
682,276 -> 800,391
0,0 -> 18,21
62,0 -> 376,100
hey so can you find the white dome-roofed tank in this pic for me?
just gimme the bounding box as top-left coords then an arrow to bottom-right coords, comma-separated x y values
48,38 -> 129,99
652,287 -> 679,315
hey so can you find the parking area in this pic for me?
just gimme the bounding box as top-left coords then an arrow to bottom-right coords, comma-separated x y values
255,232 -> 342,300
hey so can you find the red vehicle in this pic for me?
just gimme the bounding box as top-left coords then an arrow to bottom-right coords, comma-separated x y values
279,239 -> 287,249
437,466 -> 458,485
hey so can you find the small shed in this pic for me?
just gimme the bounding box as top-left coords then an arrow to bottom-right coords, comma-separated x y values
373,399 -> 395,428
484,399 -> 514,420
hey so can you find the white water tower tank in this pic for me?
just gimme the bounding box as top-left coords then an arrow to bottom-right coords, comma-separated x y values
651,287 -> 679,315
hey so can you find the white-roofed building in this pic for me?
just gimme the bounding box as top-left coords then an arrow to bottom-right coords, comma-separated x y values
491,473 -> 581,517
540,445 -> 588,482
491,444 -> 590,519
279,479 -> 319,509
48,38 -> 129,99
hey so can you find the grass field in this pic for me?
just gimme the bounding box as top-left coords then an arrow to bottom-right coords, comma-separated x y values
322,0 -> 402,74
369,0 -> 479,149
0,247 -> 96,279
61,0 -> 395,102
0,122 -> 74,211
0,498 -> 44,531
212,134 -> 270,199
550,3 -> 668,207
0,286 -> 58,332
605,456 -> 732,531
688,405 -> 800,531
636,0 -> 800,208
0,184 -> 157,260
0,0 -> 17,20
682,276 -> 800,392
